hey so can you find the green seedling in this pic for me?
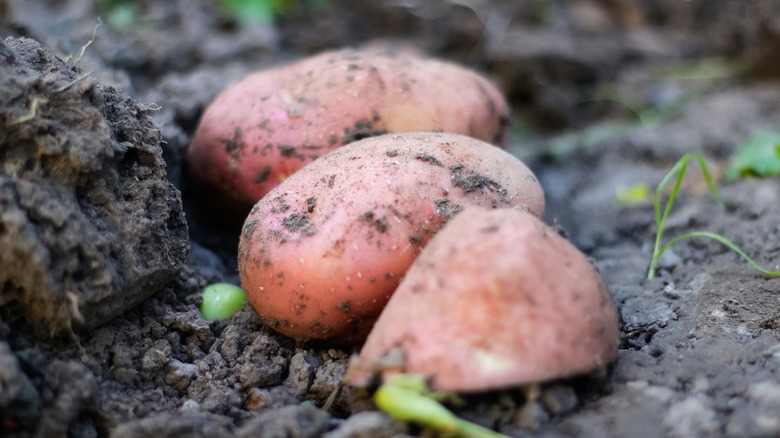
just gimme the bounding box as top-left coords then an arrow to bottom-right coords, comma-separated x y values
200,283 -> 248,320
647,153 -> 780,279
374,374 -> 508,438
722,130 -> 780,182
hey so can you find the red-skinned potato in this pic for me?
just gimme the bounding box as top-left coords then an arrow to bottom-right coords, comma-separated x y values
238,132 -> 544,345
187,48 -> 509,212
346,207 -> 620,392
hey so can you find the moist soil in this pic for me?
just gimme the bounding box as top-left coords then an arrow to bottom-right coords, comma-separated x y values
2,1 -> 780,437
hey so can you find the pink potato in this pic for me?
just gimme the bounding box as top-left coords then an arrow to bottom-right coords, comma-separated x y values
347,207 -> 620,392
238,132 -> 544,345
187,48 -> 510,211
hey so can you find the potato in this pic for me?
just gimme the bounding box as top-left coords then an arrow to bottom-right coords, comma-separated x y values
188,48 -> 510,212
238,132 -> 544,344
347,207 -> 620,392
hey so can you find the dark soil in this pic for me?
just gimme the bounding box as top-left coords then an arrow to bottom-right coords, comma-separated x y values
2,1 -> 780,437
0,37 -> 188,337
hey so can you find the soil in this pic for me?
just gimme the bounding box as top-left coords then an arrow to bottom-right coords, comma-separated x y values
1,1 -> 780,437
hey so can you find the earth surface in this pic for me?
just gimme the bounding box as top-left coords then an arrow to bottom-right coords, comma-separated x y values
1,1 -> 780,437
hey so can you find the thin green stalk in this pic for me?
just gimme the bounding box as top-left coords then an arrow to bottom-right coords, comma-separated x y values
647,152 -> 778,279
659,232 -> 780,276
648,153 -> 721,279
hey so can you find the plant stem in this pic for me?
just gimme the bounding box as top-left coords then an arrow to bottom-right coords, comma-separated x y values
648,157 -> 686,279
659,232 -> 780,276
647,153 -> 721,279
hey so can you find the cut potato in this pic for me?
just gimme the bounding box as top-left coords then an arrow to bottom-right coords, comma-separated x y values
347,207 -> 620,391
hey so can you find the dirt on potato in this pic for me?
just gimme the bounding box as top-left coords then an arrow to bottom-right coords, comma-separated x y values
1,1 -> 780,437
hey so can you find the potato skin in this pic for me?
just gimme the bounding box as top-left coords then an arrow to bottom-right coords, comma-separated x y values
238,132 -> 543,344
347,207 -> 620,391
188,48 -> 510,211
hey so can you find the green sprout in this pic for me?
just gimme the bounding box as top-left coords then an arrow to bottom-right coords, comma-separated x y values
647,152 -> 780,279
722,130 -> 780,182
199,283 -> 248,320
374,374 -> 509,438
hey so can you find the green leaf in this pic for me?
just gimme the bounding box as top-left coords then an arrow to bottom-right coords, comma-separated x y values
659,232 -> 780,276
723,130 -> 780,182
200,283 -> 248,320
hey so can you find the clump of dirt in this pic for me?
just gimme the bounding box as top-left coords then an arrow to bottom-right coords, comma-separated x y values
360,211 -> 388,233
0,36 -> 188,337
282,213 -> 316,236
342,119 -> 388,145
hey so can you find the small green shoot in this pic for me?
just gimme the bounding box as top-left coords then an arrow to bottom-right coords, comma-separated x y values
647,153 -> 780,279
656,232 -> 780,277
722,130 -> 780,182
200,283 -> 248,320
374,374 -> 508,438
